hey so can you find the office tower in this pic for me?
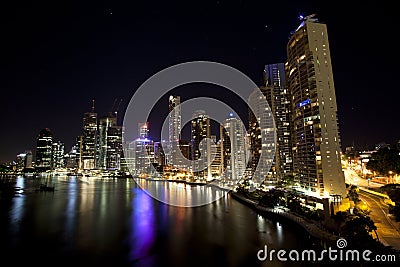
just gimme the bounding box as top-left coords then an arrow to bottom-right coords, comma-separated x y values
98,116 -> 114,169
286,14 -> 345,197
82,101 -> 97,170
223,114 -> 247,181
65,144 -> 79,169
220,124 -> 230,177
210,136 -> 222,177
179,140 -> 191,166
15,153 -> 27,171
134,122 -> 154,176
98,115 -> 123,170
191,110 -> 211,180
248,88 -> 276,186
25,150 -> 33,169
138,122 -> 149,139
35,128 -> 53,171
106,123 -> 123,170
264,63 -> 293,181
51,141 -> 65,169
153,141 -> 166,173
168,95 -> 181,168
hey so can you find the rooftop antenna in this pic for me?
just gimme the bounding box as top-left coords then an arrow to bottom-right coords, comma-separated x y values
91,99 -> 95,112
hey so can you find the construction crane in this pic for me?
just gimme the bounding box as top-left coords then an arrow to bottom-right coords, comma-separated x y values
109,98 -> 123,120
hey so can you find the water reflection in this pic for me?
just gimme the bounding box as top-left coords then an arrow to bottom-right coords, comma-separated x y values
130,188 -> 156,266
136,179 -> 228,207
64,176 -> 77,243
9,176 -> 25,246
1,176 -> 310,267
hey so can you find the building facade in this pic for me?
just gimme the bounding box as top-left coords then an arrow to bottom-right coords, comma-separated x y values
191,110 -> 211,180
264,63 -> 294,181
98,116 -> 123,170
82,108 -> 97,170
286,15 -> 345,197
51,141 -> 65,169
248,89 -> 276,187
35,128 -> 53,171
168,95 -> 182,168
223,114 -> 247,182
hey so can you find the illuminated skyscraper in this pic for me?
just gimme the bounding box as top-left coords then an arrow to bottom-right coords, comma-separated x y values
264,63 -> 293,181
134,122 -> 154,175
24,150 -> 33,169
98,115 -> 123,170
51,141 -> 65,169
223,114 -> 247,181
35,128 -> 53,171
168,95 -> 181,168
191,110 -> 211,180
286,15 -> 345,197
248,89 -> 276,186
15,153 -> 27,171
82,101 -> 97,170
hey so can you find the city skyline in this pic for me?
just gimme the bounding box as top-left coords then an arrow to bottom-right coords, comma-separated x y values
2,3 -> 400,265
1,1 -> 398,163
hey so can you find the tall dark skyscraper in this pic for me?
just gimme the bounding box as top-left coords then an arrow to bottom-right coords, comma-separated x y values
98,115 -> 123,170
51,141 -> 65,169
191,110 -> 211,180
35,128 -> 53,171
248,88 -> 276,187
168,95 -> 181,168
264,63 -> 293,181
82,101 -> 97,170
286,15 -> 345,197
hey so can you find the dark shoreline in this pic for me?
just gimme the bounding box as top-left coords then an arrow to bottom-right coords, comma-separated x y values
230,191 -> 338,247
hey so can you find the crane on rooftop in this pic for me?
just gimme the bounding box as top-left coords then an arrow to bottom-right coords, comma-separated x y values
109,98 -> 123,120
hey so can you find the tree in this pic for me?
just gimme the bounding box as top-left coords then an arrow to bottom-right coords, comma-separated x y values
259,189 -> 285,207
366,148 -> 400,176
332,211 -> 348,234
347,185 -> 360,204
341,215 -> 379,249
279,174 -> 295,188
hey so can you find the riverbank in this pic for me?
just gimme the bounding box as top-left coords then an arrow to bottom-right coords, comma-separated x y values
230,191 -> 338,246
136,177 -> 233,192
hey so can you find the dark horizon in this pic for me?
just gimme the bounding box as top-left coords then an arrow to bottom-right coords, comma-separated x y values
1,0 -> 398,162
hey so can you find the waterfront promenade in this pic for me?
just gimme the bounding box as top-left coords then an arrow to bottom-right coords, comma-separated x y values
231,191 -> 339,246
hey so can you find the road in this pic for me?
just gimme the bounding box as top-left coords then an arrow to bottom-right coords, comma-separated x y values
344,167 -> 400,249
359,189 -> 400,250
343,168 -> 382,188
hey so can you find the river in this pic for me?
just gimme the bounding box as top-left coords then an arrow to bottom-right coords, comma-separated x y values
0,175 -> 313,267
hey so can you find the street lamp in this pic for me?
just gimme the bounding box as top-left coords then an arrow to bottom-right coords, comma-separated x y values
389,171 -> 393,184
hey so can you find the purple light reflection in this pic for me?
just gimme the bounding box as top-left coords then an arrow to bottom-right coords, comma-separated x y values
129,188 -> 156,265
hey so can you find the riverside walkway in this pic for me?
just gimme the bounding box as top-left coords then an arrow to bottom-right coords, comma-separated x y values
231,192 -> 338,245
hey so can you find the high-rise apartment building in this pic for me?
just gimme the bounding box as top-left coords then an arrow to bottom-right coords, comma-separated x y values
248,89 -> 276,187
264,63 -> 293,181
35,128 -> 53,171
98,115 -> 123,170
134,122 -> 154,175
51,141 -> 65,169
191,110 -> 211,180
286,15 -> 345,197
223,114 -> 247,181
168,95 -> 182,168
82,102 -> 97,170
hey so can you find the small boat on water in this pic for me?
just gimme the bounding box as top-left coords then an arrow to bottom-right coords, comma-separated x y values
39,183 -> 55,192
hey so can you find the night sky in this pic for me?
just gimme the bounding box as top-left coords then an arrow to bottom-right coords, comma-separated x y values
1,0 -> 398,162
